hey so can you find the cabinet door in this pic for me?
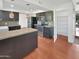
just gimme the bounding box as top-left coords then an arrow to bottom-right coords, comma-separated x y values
37,26 -> 43,33
43,27 -> 50,38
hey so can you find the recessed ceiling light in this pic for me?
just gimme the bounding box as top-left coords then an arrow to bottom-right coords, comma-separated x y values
11,0 -> 15,2
38,0 -> 42,4
10,4 -> 14,8
26,4 -> 30,6
76,2 -> 79,5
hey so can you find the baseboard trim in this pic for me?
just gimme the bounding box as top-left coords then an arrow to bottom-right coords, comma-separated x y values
57,34 -> 68,39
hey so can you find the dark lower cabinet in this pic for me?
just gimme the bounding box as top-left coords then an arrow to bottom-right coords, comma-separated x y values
43,27 -> 53,38
0,31 -> 38,59
35,25 -> 54,38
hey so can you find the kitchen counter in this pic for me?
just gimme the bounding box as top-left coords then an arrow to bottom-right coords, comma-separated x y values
0,28 -> 37,40
35,24 -> 54,38
0,28 -> 38,59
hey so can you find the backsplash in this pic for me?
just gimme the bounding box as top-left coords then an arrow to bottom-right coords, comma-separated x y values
0,10 -> 19,26
0,21 -> 19,26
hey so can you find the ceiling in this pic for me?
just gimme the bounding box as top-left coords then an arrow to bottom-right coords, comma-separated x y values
3,0 -> 48,13
24,0 -> 71,9
42,0 -> 70,6
3,0 -> 71,13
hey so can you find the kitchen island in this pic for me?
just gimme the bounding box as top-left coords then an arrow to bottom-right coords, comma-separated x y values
0,28 -> 38,59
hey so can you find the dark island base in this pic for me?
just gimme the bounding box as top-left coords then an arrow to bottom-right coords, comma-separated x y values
0,31 -> 38,59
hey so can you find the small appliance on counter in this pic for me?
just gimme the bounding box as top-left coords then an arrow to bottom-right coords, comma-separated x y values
8,25 -> 21,31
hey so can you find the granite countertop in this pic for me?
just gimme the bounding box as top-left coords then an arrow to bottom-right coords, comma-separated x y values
0,28 -> 37,40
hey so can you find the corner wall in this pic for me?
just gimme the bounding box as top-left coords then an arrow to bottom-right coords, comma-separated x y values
19,13 -> 28,28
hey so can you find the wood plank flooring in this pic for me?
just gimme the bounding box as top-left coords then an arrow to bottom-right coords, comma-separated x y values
23,35 -> 79,59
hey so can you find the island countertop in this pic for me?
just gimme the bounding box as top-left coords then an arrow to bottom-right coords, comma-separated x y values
0,28 -> 37,40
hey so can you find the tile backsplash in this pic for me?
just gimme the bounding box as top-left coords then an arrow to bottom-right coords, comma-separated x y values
0,10 -> 19,26
0,21 -> 19,26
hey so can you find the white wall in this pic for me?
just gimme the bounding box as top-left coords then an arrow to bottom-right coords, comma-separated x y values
55,2 -> 75,43
56,4 -> 69,36
19,13 -> 36,28
57,14 -> 68,36
30,13 -> 36,17
0,0 -> 3,10
68,11 -> 75,43
53,9 -> 57,42
19,13 -> 28,28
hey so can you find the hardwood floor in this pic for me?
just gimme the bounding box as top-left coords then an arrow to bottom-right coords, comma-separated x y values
23,35 -> 79,59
